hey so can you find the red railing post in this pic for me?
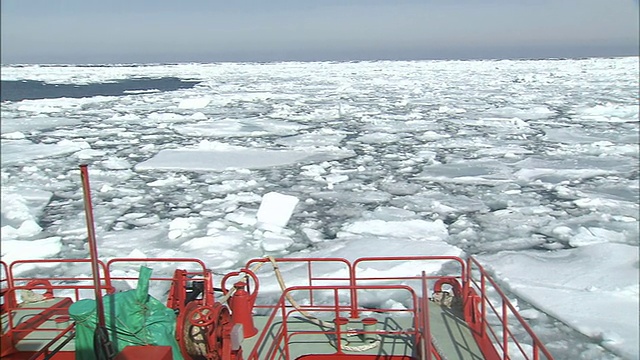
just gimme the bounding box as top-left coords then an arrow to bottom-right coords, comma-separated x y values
349,261 -> 358,319
0,261 -> 16,311
502,297 -> 508,359
421,271 -> 432,360
481,271 -> 486,338
307,261 -> 315,308
282,300 -> 290,360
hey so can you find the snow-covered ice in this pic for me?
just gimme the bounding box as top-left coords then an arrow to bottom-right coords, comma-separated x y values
256,192 -> 299,231
478,242 -> 639,359
1,57 -> 638,359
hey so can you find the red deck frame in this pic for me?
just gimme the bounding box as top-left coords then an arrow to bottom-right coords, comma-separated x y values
0,255 -> 554,360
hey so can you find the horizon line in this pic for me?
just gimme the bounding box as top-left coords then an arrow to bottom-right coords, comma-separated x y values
2,53 -> 638,67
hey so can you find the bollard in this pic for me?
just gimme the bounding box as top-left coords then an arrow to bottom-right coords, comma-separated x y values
334,317 -> 350,344
362,317 -> 378,343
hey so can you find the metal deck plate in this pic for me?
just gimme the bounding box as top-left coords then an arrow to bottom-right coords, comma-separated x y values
242,302 -> 484,359
1,297 -> 75,352
428,303 -> 484,360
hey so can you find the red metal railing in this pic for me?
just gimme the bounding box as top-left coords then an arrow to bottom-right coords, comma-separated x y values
1,259 -> 114,359
244,284 -> 424,360
352,256 -> 465,318
466,257 -> 554,360
107,257 -> 207,274
1,260 -> 10,287
0,255 -> 555,360
241,256 -> 469,360
107,257 -> 208,298
6,259 -> 113,303
107,257 -> 212,311
1,260 -> 12,311
351,256 -> 465,360
1,257 -> 210,359
245,257 -> 353,313
0,286 -> 76,359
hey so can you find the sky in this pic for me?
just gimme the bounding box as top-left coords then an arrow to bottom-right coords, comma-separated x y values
1,0 -> 639,64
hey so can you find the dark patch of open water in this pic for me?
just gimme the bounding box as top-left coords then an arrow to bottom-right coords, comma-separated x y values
1,77 -> 200,102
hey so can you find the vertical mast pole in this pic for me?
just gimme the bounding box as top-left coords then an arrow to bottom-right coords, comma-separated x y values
79,164 -> 107,329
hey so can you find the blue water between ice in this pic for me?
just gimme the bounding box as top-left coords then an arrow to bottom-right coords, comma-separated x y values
0,77 -> 200,102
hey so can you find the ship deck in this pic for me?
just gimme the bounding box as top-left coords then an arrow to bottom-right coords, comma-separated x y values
2,298 -> 485,360
1,297 -> 75,354
243,302 -> 484,359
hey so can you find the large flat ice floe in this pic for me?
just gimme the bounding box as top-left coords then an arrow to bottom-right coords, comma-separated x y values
172,118 -> 306,138
135,141 -> 356,171
478,243 -> 639,360
1,139 -> 90,165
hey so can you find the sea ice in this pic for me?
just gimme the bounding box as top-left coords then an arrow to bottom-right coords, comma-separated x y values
478,242 -> 639,359
178,98 -> 211,109
1,237 -> 63,271
256,192 -> 300,231
1,57 -> 638,360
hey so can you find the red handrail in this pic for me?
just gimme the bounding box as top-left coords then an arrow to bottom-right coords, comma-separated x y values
7,258 -> 113,301
1,260 -> 10,286
25,321 -> 75,360
245,257 -> 353,311
1,254 -> 554,360
1,286 -> 75,358
419,271 -> 436,360
244,283 -> 422,359
242,256 -> 470,360
1,260 -> 14,311
353,256 -> 465,321
107,257 -> 207,272
467,257 -> 554,360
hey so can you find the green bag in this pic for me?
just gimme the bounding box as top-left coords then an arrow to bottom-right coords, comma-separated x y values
69,266 -> 184,360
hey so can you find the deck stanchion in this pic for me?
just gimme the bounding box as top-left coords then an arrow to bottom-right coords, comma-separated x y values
502,298 -> 508,360
481,274 -> 486,338
421,271 -> 432,360
349,264 -> 358,319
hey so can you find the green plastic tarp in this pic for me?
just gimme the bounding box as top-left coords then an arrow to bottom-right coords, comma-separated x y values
68,266 -> 184,360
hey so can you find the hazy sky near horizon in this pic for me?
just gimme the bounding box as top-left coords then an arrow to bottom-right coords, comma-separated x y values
1,0 -> 638,64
